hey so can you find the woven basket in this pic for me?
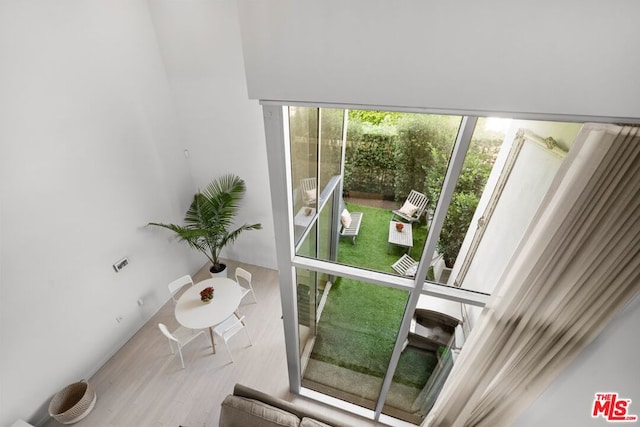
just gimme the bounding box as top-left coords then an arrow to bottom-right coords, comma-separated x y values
48,380 -> 97,424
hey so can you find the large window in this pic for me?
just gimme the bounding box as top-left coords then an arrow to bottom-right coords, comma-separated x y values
266,105 -> 581,426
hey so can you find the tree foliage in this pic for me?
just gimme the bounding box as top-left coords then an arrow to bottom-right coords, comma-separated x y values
437,193 -> 479,267
348,110 -> 402,126
344,121 -> 397,195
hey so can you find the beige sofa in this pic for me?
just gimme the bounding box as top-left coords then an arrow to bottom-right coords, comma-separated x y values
219,384 -> 351,427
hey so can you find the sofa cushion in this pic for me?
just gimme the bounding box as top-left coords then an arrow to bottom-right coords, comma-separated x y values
220,395 -> 300,427
300,417 -> 333,427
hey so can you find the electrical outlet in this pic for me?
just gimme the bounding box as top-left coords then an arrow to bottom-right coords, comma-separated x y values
113,257 -> 129,272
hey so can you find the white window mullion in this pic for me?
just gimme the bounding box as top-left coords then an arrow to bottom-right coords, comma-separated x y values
262,105 -> 303,392
373,116 -> 479,420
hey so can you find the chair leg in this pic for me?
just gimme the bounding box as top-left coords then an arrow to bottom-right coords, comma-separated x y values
177,347 -> 185,369
223,340 -> 234,363
245,327 -> 253,346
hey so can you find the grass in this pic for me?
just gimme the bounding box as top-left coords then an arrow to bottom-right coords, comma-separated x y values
308,202 -> 437,389
338,202 -> 428,273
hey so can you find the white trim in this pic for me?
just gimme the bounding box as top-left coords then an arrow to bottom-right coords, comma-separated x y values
293,256 -> 490,306
259,99 -> 640,125
299,387 -> 376,420
422,282 -> 490,307
262,105 -> 302,392
378,413 -> 423,427
292,256 -> 414,291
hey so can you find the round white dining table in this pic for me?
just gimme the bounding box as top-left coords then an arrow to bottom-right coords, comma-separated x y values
174,277 -> 242,353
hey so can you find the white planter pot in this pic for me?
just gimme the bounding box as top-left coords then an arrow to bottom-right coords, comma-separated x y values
209,263 -> 228,278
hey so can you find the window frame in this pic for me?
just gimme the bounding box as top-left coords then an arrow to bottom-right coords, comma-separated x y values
260,102 -> 614,425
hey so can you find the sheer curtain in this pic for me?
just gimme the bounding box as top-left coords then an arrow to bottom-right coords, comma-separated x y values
426,124 -> 640,426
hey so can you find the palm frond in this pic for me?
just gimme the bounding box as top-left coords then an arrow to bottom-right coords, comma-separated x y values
219,223 -> 263,249
148,174 -> 261,270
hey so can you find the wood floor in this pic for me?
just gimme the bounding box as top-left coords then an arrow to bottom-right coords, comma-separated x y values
43,260 -> 384,427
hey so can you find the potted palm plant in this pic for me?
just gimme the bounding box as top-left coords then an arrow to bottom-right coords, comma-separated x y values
149,174 -> 262,277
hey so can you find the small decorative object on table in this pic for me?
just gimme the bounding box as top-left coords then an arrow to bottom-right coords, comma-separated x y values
200,287 -> 214,303
395,222 -> 404,232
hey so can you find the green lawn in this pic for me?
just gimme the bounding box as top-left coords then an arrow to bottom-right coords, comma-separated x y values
308,202 -> 436,389
338,202 -> 428,273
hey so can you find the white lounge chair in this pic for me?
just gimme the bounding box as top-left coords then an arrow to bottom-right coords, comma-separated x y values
391,252 -> 446,280
392,190 -> 429,223
391,254 -> 419,276
300,178 -> 317,206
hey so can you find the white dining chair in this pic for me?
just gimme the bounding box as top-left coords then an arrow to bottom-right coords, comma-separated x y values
158,323 -> 206,368
168,274 -> 194,303
213,314 -> 252,363
235,267 -> 257,304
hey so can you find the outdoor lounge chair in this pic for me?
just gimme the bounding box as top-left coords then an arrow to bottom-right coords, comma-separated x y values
391,254 -> 419,276
391,253 -> 446,281
392,190 -> 429,223
300,177 -> 317,206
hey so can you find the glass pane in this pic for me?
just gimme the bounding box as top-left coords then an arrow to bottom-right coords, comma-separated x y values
298,267 -> 317,358
341,112 -> 461,275
317,192 -> 335,307
300,272 -> 409,411
382,329 -> 460,423
381,295 -> 465,424
319,109 -> 344,193
290,107 -> 319,244
296,177 -> 341,261
297,225 -> 319,362
435,119 -> 582,295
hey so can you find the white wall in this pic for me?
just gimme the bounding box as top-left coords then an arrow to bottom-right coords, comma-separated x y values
513,293 -> 640,427
237,0 -> 640,120
0,1 -> 201,424
148,0 -> 276,269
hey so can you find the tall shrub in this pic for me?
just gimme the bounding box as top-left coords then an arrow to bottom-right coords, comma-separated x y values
394,115 -> 459,204
344,120 -> 397,196
437,192 -> 479,267
437,139 -> 498,267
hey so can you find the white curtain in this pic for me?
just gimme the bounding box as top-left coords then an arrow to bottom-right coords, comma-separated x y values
426,124 -> 640,426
